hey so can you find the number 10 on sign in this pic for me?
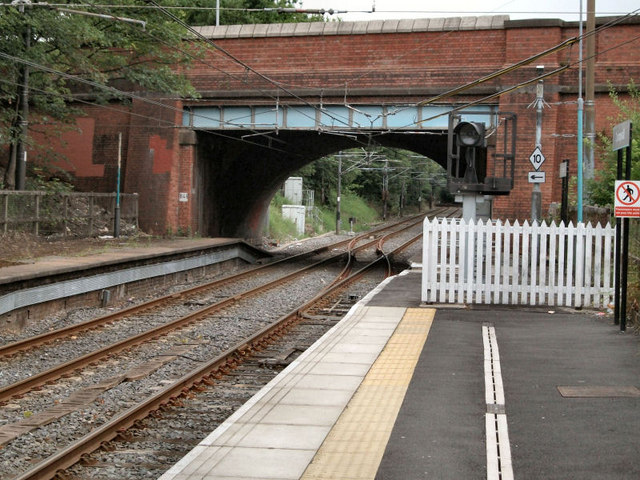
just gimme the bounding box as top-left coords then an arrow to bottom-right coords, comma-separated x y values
529,146 -> 545,171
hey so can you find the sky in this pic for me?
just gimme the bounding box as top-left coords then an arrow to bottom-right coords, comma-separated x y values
298,0 -> 639,22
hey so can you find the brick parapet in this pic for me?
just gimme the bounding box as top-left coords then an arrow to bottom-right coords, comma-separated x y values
29,16 -> 639,235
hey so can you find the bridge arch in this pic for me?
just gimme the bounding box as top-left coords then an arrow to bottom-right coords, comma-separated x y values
193,127 -> 451,239
35,15 -> 640,238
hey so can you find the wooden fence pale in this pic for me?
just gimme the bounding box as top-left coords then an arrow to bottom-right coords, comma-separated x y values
421,217 -> 616,308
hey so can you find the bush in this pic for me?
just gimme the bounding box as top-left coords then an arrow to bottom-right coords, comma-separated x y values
266,190 -> 381,244
268,194 -> 301,243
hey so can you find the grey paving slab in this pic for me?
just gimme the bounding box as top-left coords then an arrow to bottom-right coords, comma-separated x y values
159,305 -> 407,480
279,387 -> 355,407
329,342 -> 383,354
290,373 -> 364,391
204,446 -> 314,479
305,360 -> 372,377
258,404 -> 346,426
218,423 -> 331,450
318,351 -> 381,364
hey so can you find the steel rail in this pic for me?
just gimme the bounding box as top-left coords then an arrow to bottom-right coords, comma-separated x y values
0,214 -> 440,402
0,249 -> 343,402
0,246 -> 333,359
0,217 -> 413,359
327,212 -> 431,287
13,226 -> 427,480
380,207 -> 461,263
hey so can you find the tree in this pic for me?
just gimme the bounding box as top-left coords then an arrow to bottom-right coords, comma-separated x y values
184,0 -> 323,27
294,147 -> 445,216
588,81 -> 640,207
1,0 -> 199,189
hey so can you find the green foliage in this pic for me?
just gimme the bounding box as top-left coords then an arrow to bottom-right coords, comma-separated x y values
184,0 -> 323,26
336,191 -> 379,230
27,167 -> 74,194
267,190 -> 379,242
1,0 -> 200,187
292,148 -> 447,218
268,200 -> 300,243
587,80 -> 640,206
270,191 -> 289,208
309,190 -> 379,234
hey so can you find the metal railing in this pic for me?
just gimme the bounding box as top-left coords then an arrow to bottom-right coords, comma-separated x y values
0,191 -> 138,237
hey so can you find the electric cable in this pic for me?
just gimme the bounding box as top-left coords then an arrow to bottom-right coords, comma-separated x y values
2,3 -> 638,155
144,0 -> 357,128
375,9 -> 640,132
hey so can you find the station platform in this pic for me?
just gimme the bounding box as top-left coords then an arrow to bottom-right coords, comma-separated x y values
159,267 -> 640,480
0,237 -> 268,325
0,237 -> 265,288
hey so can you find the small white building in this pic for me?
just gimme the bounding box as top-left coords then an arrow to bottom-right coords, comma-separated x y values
284,177 -> 303,205
282,204 -> 306,235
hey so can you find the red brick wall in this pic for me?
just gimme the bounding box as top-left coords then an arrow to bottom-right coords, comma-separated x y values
121,98 -> 186,234
32,17 -> 639,234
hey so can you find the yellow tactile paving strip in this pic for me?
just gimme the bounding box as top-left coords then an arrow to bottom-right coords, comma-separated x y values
301,308 -> 435,480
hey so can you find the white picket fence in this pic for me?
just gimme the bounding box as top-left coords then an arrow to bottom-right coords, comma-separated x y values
421,217 -> 616,308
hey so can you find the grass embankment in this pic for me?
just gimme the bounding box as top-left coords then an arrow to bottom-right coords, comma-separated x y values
267,192 -> 379,244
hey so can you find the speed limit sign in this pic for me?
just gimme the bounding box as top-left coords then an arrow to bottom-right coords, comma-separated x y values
529,147 -> 545,171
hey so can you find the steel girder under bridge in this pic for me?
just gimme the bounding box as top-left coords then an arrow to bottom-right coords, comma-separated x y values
182,104 -> 496,132
186,102 -> 497,240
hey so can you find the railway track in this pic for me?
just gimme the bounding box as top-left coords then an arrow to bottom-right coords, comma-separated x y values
0,209 -> 457,480
0,215 -> 418,358
0,214 -> 431,402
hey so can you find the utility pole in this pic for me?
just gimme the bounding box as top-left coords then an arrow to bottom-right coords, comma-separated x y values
530,65 -> 545,222
577,0 -> 585,222
114,132 -> 122,238
399,176 -> 406,217
382,159 -> 389,220
13,0 -> 31,191
584,0 -> 596,184
336,152 -> 342,234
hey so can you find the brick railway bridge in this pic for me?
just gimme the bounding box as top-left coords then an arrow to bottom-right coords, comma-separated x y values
48,15 -> 640,239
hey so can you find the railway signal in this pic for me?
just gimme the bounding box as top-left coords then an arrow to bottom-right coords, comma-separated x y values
446,113 -> 517,221
454,121 -> 486,148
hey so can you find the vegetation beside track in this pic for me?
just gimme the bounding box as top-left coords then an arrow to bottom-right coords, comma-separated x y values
267,191 -> 381,244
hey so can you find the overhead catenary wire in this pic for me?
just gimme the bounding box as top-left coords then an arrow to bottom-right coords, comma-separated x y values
0,3 -> 307,153
8,1 -> 636,121
0,51 -> 303,155
0,77 -> 298,156
143,0 -> 358,130
2,0 -> 376,154
5,3 -> 635,17
122,6 -> 366,134
1,3 -> 638,159
376,9 -> 640,132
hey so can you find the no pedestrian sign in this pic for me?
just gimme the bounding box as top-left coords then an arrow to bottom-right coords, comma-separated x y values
615,180 -> 640,217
